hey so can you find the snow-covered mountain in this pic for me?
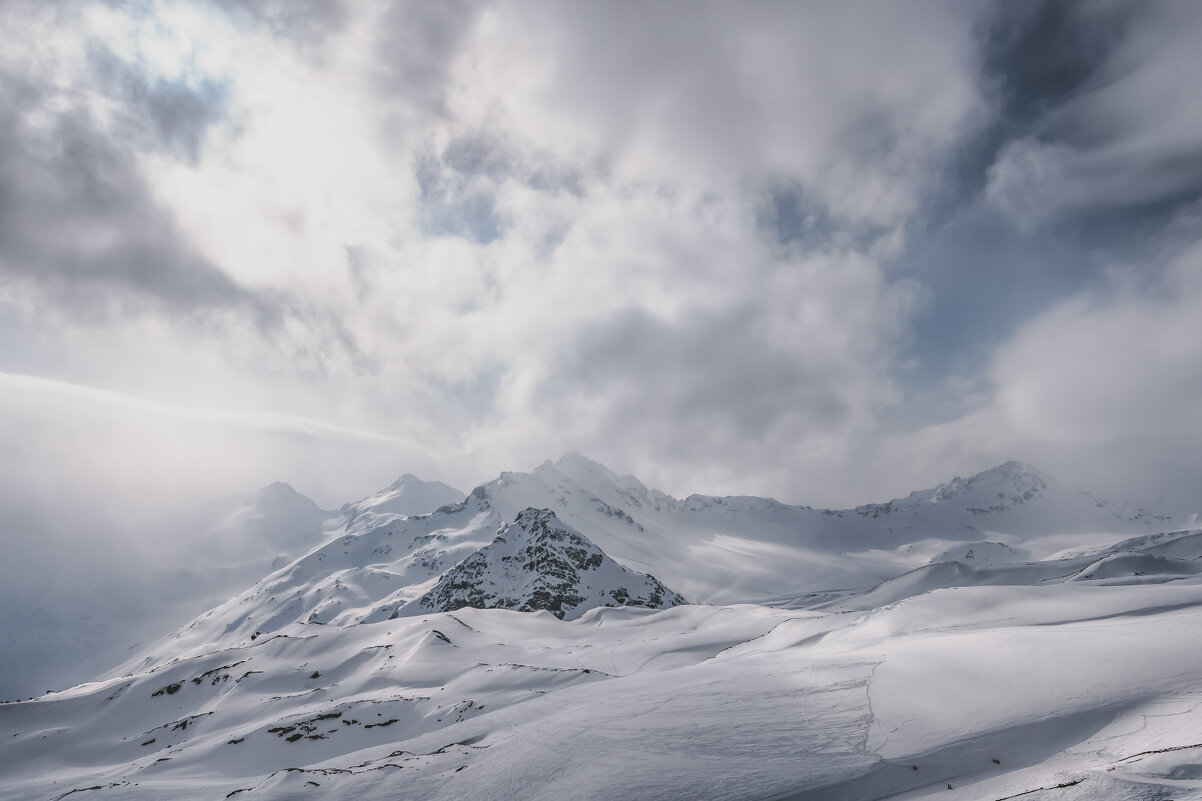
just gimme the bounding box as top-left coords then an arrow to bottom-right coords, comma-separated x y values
0,476 -> 463,701
4,455 -> 1200,801
115,454 -> 1174,673
438,453 -> 1171,604
0,482 -> 339,702
342,474 -> 465,521
195,481 -> 333,572
413,508 -> 685,619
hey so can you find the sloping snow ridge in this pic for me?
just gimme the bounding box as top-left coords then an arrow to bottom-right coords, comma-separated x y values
3,455 -> 1202,801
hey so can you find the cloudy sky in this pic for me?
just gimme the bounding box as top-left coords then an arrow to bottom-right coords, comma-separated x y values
2,0 -> 1201,527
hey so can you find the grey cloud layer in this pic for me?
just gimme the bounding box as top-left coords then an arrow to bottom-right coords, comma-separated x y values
0,70 -> 252,318
984,3 -> 1202,233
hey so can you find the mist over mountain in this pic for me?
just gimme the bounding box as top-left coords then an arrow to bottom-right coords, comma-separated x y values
0,474 -> 464,701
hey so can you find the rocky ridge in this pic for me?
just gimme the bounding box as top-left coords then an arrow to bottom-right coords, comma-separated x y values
415,508 -> 685,619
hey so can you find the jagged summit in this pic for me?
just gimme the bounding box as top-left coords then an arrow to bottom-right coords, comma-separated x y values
415,507 -> 686,620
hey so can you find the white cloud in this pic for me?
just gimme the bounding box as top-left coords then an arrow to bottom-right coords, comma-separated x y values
455,0 -> 986,230
12,0 -> 980,505
870,242 -> 1202,514
5,0 -> 1200,517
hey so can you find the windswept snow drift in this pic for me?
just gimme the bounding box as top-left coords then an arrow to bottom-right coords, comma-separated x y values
5,578 -> 1202,801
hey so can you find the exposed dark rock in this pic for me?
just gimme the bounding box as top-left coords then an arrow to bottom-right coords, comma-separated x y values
417,508 -> 685,619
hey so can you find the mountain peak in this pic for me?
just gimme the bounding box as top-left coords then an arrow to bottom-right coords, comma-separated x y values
415,507 -> 686,619
252,481 -> 320,514
385,473 -> 424,490
350,473 -> 466,518
511,506 -> 560,529
256,480 -> 302,499
549,451 -> 624,480
976,460 -> 1047,481
556,450 -> 602,469
931,461 -> 1050,504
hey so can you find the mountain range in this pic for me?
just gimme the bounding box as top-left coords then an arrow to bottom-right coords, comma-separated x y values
2,454 -> 1200,801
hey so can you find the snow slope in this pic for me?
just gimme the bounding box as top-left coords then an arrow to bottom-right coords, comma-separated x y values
823,525 -> 1202,612
5,576 -> 1202,800
3,456 -> 1197,800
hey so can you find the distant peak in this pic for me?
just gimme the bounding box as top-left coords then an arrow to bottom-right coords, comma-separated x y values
385,473 -> 424,491
258,481 -> 299,496
250,482 -> 320,514
555,451 -> 606,471
931,461 -> 1050,504
547,452 -> 628,487
254,482 -> 314,506
976,461 -> 1045,479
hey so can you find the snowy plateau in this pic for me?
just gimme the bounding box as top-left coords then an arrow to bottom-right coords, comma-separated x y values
3,453 -> 1202,800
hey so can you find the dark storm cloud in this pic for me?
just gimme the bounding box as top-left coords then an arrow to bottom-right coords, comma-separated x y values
921,1 -> 1136,221
979,1 -> 1136,140
893,0 -> 1202,391
902,0 -> 1202,243
979,1 -> 1202,232
0,71 -> 264,320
